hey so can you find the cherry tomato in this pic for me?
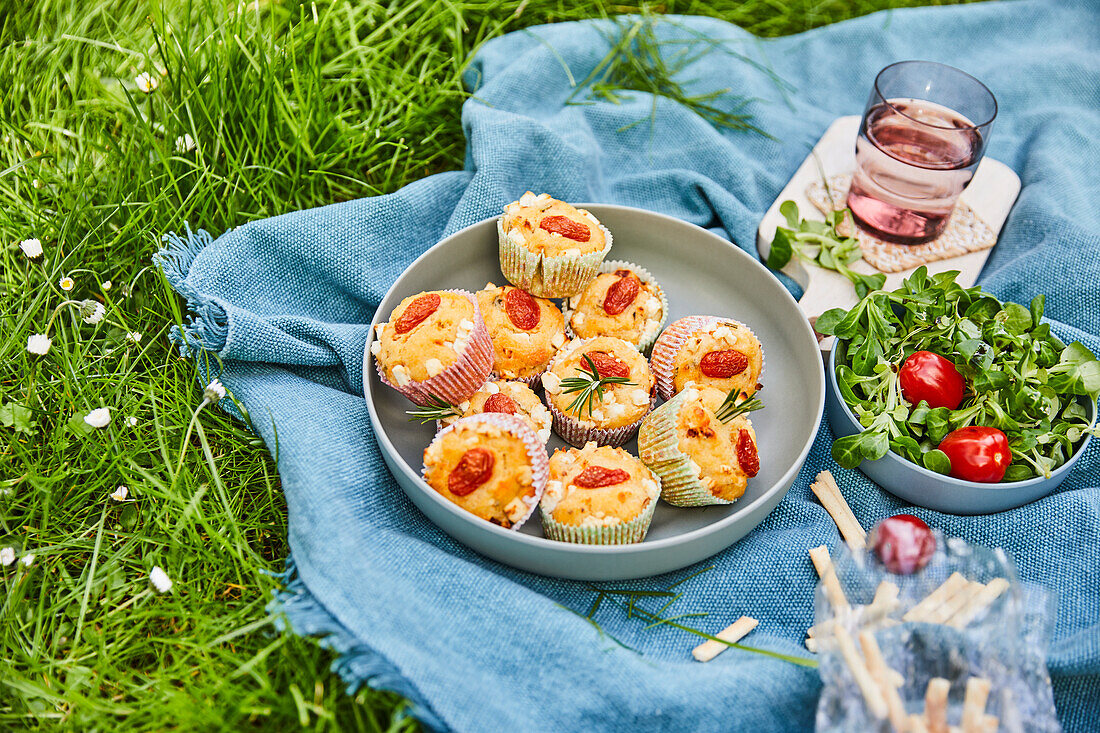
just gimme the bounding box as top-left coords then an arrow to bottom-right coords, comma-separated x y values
871,514 -> 936,575
937,426 -> 1011,483
898,351 -> 965,410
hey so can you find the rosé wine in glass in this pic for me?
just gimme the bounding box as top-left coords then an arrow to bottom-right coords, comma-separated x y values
847,62 -> 997,245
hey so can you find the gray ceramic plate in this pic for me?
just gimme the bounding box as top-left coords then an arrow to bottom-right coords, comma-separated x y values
826,344 -> 1096,515
363,205 -> 824,580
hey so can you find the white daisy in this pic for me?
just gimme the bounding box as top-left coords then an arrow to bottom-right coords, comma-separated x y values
127,416 -> 138,427
150,566 -> 172,593
204,378 -> 226,403
82,300 -> 106,324
19,238 -> 42,258
125,331 -> 142,344
27,334 -> 52,355
84,407 -> 111,428
110,485 -> 129,502
175,133 -> 196,153
59,276 -> 74,291
102,280 -> 112,291
20,554 -> 34,567
135,72 -> 159,93
0,547 -> 14,566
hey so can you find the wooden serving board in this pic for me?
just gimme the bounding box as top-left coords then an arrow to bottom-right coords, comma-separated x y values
756,116 -> 1021,324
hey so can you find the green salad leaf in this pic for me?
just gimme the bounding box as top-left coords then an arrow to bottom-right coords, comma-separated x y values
818,266 -> 1100,480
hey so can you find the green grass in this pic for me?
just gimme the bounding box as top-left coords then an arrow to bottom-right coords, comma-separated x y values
1,0 -> 977,729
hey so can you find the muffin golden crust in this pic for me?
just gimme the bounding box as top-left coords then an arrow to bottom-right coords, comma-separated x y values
673,387 -> 759,502
651,316 -> 764,401
541,336 -> 655,430
442,380 -> 553,443
422,416 -> 546,528
373,290 -> 477,385
541,443 -> 661,529
566,262 -> 666,351
500,192 -> 607,257
476,282 -> 567,381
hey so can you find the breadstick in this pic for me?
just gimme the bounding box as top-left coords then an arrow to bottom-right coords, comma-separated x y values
961,678 -> 992,732
947,578 -> 1010,628
811,470 -> 867,552
859,631 -> 907,732
835,625 -> 887,720
909,714 -> 930,733
982,715 -> 999,733
810,545 -> 850,611
805,636 -> 818,653
926,582 -> 985,625
925,677 -> 951,733
692,616 -> 759,662
904,573 -> 968,622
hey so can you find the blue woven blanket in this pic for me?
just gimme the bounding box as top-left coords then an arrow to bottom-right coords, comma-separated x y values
156,1 -> 1100,730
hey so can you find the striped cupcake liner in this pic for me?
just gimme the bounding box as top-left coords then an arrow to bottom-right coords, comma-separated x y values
562,259 -> 670,355
546,394 -> 654,448
422,413 -> 549,531
375,290 -> 494,407
491,368 -> 546,390
539,495 -> 658,545
637,391 -> 732,507
649,315 -> 765,401
497,217 -> 613,298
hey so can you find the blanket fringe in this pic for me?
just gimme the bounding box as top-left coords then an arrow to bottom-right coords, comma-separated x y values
267,561 -> 449,732
153,222 -> 230,357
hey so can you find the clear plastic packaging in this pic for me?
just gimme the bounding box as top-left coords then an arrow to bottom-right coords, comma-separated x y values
813,532 -> 1061,733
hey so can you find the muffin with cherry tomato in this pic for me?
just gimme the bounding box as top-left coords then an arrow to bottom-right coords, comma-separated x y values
650,316 -> 764,401
476,282 -> 567,386
372,289 -> 494,406
638,384 -> 760,507
540,442 -> 662,544
498,191 -> 613,298
541,336 -> 655,448
440,380 -> 553,444
565,260 -> 668,353
422,413 -> 549,529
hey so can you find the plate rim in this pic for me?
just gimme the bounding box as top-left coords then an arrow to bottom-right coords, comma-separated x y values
362,203 -> 825,555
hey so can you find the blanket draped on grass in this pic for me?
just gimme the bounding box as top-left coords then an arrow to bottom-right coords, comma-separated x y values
156,1 -> 1100,730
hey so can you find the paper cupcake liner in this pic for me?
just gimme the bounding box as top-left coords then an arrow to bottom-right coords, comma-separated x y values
375,290 -> 494,407
649,315 -> 765,401
546,392 -> 654,448
637,391 -> 732,507
422,412 -> 549,531
540,495 -> 658,545
492,368 -> 545,390
497,217 -> 613,298
562,259 -> 670,355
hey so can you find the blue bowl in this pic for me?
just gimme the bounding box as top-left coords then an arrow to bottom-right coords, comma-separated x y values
826,344 -> 1095,515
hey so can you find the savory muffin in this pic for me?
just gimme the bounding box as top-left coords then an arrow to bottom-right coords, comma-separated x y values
637,385 -> 760,507
498,191 -> 613,298
565,260 -> 667,353
540,442 -> 662,544
441,380 -> 553,444
541,336 -> 655,447
476,282 -> 567,385
372,289 -> 494,405
422,413 -> 548,529
650,315 -> 764,401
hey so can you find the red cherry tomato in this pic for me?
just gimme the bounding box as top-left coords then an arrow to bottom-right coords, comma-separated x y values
898,351 -> 965,410
937,426 -> 1011,483
871,514 -> 936,575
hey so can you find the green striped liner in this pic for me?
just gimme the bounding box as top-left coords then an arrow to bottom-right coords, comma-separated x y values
497,217 -> 612,298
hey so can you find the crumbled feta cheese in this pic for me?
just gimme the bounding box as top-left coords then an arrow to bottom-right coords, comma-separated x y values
508,228 -> 525,246
513,331 -> 531,342
459,319 -> 474,332
537,427 -> 551,443
580,515 -> 622,528
370,339 -> 381,356
563,248 -> 581,257
606,403 -> 627,419
541,480 -> 564,512
425,358 -> 444,378
484,382 -> 499,395
392,364 -> 412,386
644,297 -> 662,315
572,311 -> 586,326
630,389 -> 651,406
590,407 -> 605,421
713,326 -> 732,340
505,498 -> 529,523
542,371 -> 562,395
519,192 -> 539,207
551,332 -> 566,349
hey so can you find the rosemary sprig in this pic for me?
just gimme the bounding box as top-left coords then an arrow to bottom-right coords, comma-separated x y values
715,391 -> 764,424
572,567 -> 818,669
560,354 -> 635,418
405,395 -> 462,424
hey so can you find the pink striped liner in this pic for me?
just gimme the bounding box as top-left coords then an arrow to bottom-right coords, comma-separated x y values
649,315 -> 720,401
421,413 -> 549,531
374,289 -> 494,407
